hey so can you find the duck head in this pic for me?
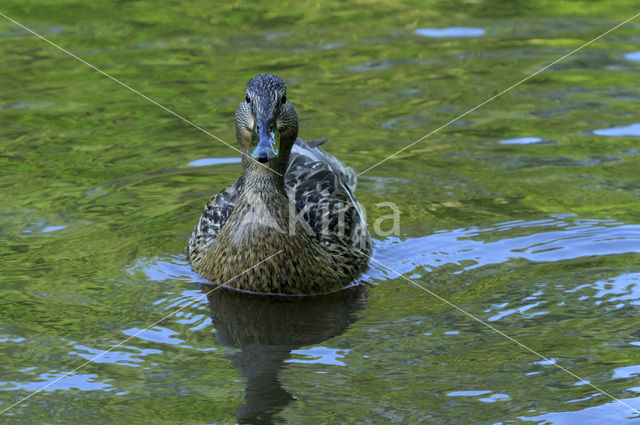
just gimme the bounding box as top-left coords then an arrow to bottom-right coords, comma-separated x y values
235,74 -> 299,176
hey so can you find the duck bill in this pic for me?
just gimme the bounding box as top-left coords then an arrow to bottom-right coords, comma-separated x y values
250,115 -> 280,163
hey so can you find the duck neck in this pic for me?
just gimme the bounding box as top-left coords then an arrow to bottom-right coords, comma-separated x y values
240,149 -> 290,194
228,156 -> 292,241
241,162 -> 285,199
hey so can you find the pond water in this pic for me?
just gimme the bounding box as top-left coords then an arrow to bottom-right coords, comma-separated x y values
1,1 -> 640,423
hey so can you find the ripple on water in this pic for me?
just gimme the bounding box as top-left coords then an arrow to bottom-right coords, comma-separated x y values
70,344 -> 162,368
519,395 -> 640,424
625,51 -> 640,62
286,346 -> 349,366
498,137 -> 550,145
479,393 -> 510,403
488,153 -> 620,170
487,301 -> 545,322
0,25 -> 62,39
447,390 -> 491,396
0,372 -> 112,392
369,217 -> 640,280
120,215 -> 640,421
381,115 -> 430,130
346,59 -> 393,73
589,273 -> 640,307
21,216 -> 69,234
123,326 -> 185,345
593,123 -> 640,137
187,157 -> 242,167
446,390 -> 511,403
415,27 -> 485,38
130,255 -> 200,282
42,225 -> 66,233
612,365 -> 640,380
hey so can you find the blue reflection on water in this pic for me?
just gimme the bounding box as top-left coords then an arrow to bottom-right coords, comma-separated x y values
487,301 -> 544,322
368,217 -> 640,281
42,225 -> 66,233
70,344 -> 162,368
446,390 -> 511,403
499,137 -> 547,145
415,27 -> 485,38
286,346 -> 349,366
122,326 -> 185,345
447,390 -> 491,396
479,393 -> 510,403
625,51 -> 640,62
0,373 -> 112,392
613,366 -> 640,380
589,273 -> 640,306
520,395 -> 640,424
187,157 -> 242,167
593,123 -> 640,137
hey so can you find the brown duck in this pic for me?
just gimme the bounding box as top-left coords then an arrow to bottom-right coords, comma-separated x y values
187,74 -> 371,294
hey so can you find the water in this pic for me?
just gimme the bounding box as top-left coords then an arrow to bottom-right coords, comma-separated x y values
1,1 -> 640,423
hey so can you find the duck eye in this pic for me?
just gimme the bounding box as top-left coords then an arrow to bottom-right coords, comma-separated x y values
281,95 -> 286,104
245,95 -> 250,104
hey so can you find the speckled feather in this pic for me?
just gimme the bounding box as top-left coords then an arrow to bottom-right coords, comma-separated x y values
187,138 -> 371,282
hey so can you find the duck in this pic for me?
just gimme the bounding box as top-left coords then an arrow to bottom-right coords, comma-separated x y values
187,74 -> 371,294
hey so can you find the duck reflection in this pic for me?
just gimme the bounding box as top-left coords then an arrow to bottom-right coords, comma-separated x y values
205,284 -> 368,424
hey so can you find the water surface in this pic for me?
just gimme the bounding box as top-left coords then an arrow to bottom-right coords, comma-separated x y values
1,1 -> 640,423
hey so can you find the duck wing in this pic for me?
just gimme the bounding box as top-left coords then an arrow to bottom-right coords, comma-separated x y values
187,176 -> 244,261
286,139 -> 370,253
288,138 -> 357,192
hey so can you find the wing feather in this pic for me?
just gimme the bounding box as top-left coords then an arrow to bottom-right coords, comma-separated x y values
187,177 -> 243,260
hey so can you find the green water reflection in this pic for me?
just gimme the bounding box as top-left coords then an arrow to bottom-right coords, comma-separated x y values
1,0 -> 640,423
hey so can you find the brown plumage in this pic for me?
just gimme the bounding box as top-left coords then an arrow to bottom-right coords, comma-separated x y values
187,74 -> 371,294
